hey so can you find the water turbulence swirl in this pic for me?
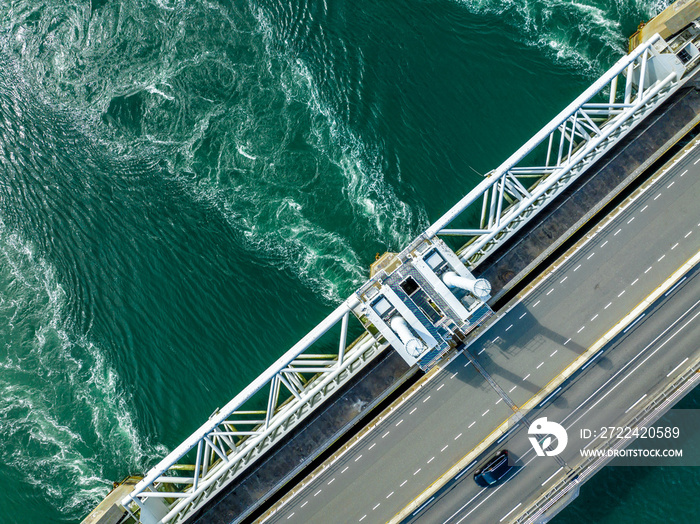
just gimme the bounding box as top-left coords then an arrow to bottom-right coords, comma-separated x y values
0,0 -> 679,522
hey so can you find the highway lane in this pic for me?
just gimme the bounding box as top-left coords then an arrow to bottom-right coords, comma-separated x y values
407,262 -> 700,524
260,139 -> 700,524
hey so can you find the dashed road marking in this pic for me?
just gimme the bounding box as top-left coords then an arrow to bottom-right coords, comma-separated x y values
658,254 -> 665,262
386,491 -> 394,499
287,512 -> 295,519
574,264 -> 582,271
533,300 -> 541,307
591,314 -> 599,322
563,338 -> 571,345
355,455 -> 363,462
671,242 -> 679,250
301,501 -> 309,508
667,181 -> 675,188
536,361 -> 544,369
328,478 -> 335,485
468,421 -> 476,428
342,466 -> 349,473
509,386 -> 517,393
423,396 -> 431,403
519,312 -> 527,319
314,489 -> 322,497
414,468 -> 422,475
427,457 -> 435,464
382,431 -> 390,439
587,252 -> 595,259
685,230 -> 693,238
409,407 -> 417,415
614,228 -> 622,236
601,240 -> 609,247
506,324 -> 513,331
618,290 -> 626,297
577,325 -> 585,333
437,384 -> 445,391
631,278 -> 639,286
369,443 -> 376,450
482,409 -> 490,417
441,445 -> 449,452
396,419 -> 404,427
400,480 -> 408,487
523,374 -> 531,381
550,349 -> 558,357
654,193 -> 661,200
604,302 -> 612,309
373,503 -> 381,511
455,433 -> 463,440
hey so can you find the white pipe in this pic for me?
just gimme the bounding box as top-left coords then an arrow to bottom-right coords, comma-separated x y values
390,316 -> 423,357
442,271 -> 491,299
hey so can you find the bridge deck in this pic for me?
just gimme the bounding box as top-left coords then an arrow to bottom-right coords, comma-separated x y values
188,60 -> 700,524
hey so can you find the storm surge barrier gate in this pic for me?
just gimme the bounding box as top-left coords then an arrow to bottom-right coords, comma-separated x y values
122,34 -> 691,524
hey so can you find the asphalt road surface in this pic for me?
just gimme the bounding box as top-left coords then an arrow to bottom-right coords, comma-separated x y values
261,134 -> 700,524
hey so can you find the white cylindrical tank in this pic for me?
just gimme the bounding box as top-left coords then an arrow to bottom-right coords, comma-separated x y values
390,316 -> 423,357
442,271 -> 491,299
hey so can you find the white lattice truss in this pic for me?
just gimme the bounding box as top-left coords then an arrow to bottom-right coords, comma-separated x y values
123,33 -> 691,523
427,34 -> 686,267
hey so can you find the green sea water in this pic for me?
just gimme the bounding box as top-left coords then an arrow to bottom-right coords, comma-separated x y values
0,1 -> 695,523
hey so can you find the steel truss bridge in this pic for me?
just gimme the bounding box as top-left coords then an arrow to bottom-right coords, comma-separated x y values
121,33 -> 697,524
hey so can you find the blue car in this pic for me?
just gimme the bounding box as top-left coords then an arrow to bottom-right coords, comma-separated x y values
473,450 -> 513,487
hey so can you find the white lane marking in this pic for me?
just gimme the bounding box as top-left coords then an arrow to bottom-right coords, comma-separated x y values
601,240 -> 609,247
314,489 -> 322,497
631,278 -> 639,286
681,168 -> 689,175
614,228 -> 622,236
667,357 -> 689,377
387,491 -> 394,499
533,300 -> 541,307
536,361 -> 544,369
506,324 -> 513,331
373,502 -> 381,511
341,466 -> 349,473
355,455 -> 363,462
564,304 -> 700,429
427,457 -> 435,464
400,480 -> 408,487
509,386 -> 517,393
672,242 -> 679,250
301,501 -> 309,508
382,431 -> 390,439
639,205 -> 648,213
500,502 -> 523,522
454,433 -> 463,440
546,288 -> 554,295
523,374 -> 531,381
441,445 -> 449,453
450,372 -> 459,379
685,230 -> 693,238
410,407 -> 417,415
694,157 -> 700,164
328,478 -> 335,485
437,383 -> 445,391
541,467 -> 563,486
287,512 -> 295,519
577,325 -> 585,333
495,398 -> 502,405
574,264 -> 582,271
590,314 -> 599,322
359,515 -> 366,522
618,290 -> 626,297
625,394 -> 648,413
468,421 -> 476,428
396,419 -> 403,427
423,396 -> 431,403
482,409 -> 490,417
493,336 -> 501,342
604,302 -> 612,309
658,255 -> 666,262
563,338 -> 571,345
560,276 -> 568,284
667,181 -> 675,188
414,468 -> 422,475
654,193 -> 661,200
550,349 -> 558,357
587,252 -> 595,259
627,217 -> 635,225
645,266 -> 652,273
519,312 -> 527,319
465,361 -> 471,367
368,443 -> 376,450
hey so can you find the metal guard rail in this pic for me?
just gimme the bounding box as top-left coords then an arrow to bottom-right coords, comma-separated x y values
122,33 -> 689,523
